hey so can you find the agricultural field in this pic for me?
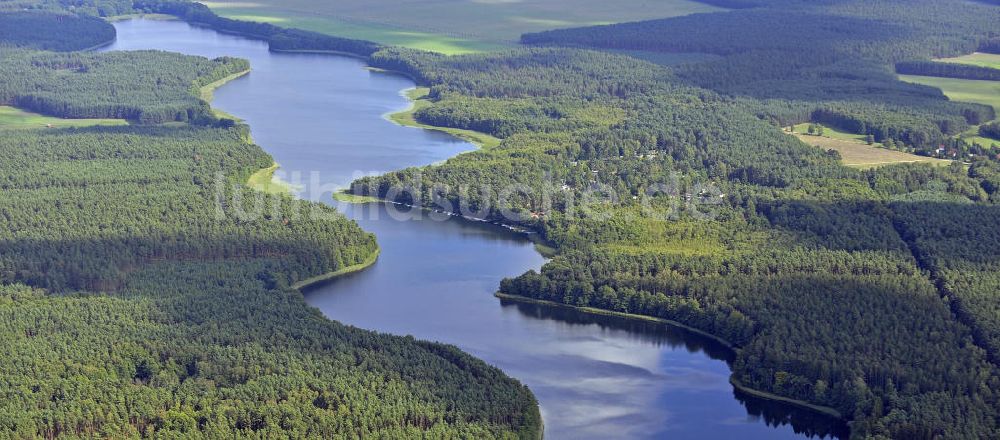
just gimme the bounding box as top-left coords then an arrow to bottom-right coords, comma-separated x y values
899,73 -> 1000,148
0,106 -> 126,130
898,74 -> 1000,113
791,129 -> 950,169
203,0 -> 724,54
792,122 -> 877,143
938,52 -> 1000,70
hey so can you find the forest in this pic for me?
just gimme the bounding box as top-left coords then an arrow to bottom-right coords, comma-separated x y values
522,0 -> 1000,155
0,15 -> 541,439
982,122 -> 1000,141
984,39 -> 1000,54
0,11 -> 115,51
896,61 -> 1000,82
0,48 -> 248,124
343,0 -> 1000,437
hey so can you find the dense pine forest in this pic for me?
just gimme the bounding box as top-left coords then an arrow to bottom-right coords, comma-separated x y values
982,122 -> 1000,141
0,11 -> 114,51
0,49 -> 248,124
0,10 -> 540,439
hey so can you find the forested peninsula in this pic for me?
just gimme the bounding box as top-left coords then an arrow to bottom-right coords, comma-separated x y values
0,9 -> 540,439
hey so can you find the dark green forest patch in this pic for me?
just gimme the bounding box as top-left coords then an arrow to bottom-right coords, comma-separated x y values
0,11 -> 115,51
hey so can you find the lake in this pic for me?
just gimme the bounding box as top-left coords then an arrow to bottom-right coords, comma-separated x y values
104,18 -> 845,440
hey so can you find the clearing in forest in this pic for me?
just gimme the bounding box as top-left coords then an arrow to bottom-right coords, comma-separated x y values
790,126 -> 950,169
0,106 -> 126,130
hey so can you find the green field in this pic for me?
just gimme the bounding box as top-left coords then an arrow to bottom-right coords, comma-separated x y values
899,74 -> 1000,113
899,73 -> 1000,147
203,0 -> 724,54
0,106 -> 126,129
792,122 -> 878,143
937,52 -> 1000,70
792,131 -> 950,169
788,124 -> 952,168
246,163 -> 298,195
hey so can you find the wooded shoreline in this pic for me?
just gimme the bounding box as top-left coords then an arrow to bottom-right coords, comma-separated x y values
494,292 -> 847,422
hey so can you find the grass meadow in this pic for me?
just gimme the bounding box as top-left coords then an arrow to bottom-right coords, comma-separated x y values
790,125 -> 951,169
937,52 -> 1000,70
0,106 -> 126,130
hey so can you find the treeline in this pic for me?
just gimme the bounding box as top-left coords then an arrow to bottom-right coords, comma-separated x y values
0,11 -> 115,51
521,2 -> 999,62
896,60 -> 1000,81
132,0 -> 382,56
982,122 -> 1000,141
20,0 -> 134,16
983,38 -> 1000,54
810,103 -> 993,149
0,49 -> 247,124
370,46 -> 671,100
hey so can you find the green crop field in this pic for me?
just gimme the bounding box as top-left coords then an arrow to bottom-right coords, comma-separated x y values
898,74 -> 1000,112
792,122 -> 877,143
899,73 -> 1000,148
0,106 -> 126,130
203,0 -> 724,54
937,52 -> 1000,70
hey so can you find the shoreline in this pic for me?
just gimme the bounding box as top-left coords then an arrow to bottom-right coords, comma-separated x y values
200,68 -> 251,103
730,377 -> 844,420
366,66 -> 418,83
271,48 -> 368,60
494,292 -> 846,422
384,87 -> 502,149
334,191 -> 539,235
494,292 -> 737,350
186,21 -> 272,41
80,37 -> 117,52
247,162 -> 298,195
107,13 -> 176,23
291,247 -> 381,291
199,68 -> 251,121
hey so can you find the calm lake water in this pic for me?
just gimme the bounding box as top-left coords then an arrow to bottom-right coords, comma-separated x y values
105,19 -> 846,439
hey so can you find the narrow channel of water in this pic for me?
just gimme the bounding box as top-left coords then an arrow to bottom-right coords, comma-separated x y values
105,18 -> 845,439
